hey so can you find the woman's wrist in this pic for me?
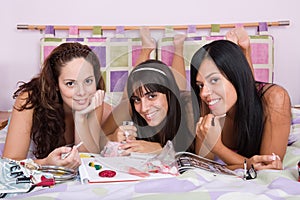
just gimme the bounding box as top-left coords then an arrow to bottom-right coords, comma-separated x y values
211,142 -> 226,155
34,157 -> 47,166
74,112 -> 88,122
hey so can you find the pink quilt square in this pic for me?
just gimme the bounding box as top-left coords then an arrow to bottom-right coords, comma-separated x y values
69,26 -> 79,36
132,45 -> 142,67
43,46 -> 56,60
254,68 -> 270,83
251,43 -> 269,64
161,46 -> 174,66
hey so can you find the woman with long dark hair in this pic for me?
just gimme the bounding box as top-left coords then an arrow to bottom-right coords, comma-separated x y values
103,27 -> 194,153
117,60 -> 194,153
190,39 -> 291,170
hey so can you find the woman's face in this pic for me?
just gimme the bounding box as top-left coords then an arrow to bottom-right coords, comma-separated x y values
58,57 -> 97,112
196,58 -> 237,116
131,86 -> 168,127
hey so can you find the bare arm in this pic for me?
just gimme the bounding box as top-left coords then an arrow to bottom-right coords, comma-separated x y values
74,90 -> 106,153
3,93 -> 33,160
2,93 -> 81,169
196,127 -> 283,171
195,101 -> 288,171
101,97 -> 132,136
171,34 -> 187,91
259,85 -> 291,160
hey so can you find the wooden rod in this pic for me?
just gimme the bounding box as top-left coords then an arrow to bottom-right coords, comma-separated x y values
17,20 -> 290,31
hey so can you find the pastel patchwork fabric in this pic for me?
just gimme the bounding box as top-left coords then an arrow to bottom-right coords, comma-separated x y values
157,35 -> 274,86
40,31 -> 273,106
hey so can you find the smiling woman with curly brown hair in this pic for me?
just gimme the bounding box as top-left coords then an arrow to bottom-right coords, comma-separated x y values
3,42 -> 111,169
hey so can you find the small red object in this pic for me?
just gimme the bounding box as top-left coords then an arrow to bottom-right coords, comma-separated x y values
99,170 -> 116,178
128,167 -> 150,178
35,175 -> 55,187
298,161 -> 300,182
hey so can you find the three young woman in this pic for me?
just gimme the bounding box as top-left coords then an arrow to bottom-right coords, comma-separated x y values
3,27 -> 292,172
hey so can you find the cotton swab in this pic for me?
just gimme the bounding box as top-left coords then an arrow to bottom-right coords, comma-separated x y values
61,141 -> 83,159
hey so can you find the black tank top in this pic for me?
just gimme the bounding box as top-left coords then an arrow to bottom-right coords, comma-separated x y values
256,81 -> 276,98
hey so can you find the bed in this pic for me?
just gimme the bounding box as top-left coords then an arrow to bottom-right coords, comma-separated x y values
1,108 -> 300,199
2,23 -> 299,199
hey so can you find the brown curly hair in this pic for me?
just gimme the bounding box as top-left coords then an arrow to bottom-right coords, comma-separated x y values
13,42 -> 105,158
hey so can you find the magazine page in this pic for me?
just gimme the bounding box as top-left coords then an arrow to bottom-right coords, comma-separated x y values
79,153 -> 175,183
175,152 -> 238,176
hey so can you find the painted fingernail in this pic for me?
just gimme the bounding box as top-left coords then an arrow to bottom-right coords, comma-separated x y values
272,153 -> 279,161
272,153 -> 276,160
276,155 -> 281,161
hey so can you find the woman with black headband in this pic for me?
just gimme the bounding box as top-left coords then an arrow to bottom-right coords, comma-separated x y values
110,60 -> 195,154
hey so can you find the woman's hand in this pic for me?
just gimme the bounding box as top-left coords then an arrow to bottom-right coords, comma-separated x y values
73,90 -> 105,153
41,146 -> 81,170
119,140 -> 162,154
107,124 -> 137,142
196,114 -> 225,156
247,154 -> 282,170
76,90 -> 105,116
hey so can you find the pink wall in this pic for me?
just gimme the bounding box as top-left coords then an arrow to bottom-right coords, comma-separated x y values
0,0 -> 299,110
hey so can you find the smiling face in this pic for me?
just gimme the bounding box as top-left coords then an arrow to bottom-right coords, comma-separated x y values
131,86 -> 168,127
58,57 -> 97,112
196,58 -> 237,116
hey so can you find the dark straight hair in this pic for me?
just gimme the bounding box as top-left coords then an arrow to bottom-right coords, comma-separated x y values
190,40 -> 264,157
127,59 -> 195,152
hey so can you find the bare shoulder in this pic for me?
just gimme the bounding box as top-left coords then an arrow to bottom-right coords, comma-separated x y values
10,91 -> 34,124
14,91 -> 30,108
261,84 -> 291,111
6,91 -> 33,142
262,84 -> 290,103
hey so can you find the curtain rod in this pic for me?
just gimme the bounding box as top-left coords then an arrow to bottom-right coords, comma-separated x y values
17,20 -> 290,31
